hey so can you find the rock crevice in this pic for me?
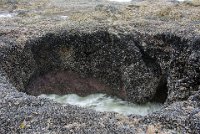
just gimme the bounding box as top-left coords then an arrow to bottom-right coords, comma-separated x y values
2,30 -> 196,104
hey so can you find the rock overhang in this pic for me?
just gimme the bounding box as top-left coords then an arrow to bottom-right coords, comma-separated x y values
1,29 -> 172,104
0,0 -> 200,133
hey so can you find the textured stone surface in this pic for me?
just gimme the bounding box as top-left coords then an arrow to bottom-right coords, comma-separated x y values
0,0 -> 200,133
26,70 -> 112,96
2,31 -> 165,103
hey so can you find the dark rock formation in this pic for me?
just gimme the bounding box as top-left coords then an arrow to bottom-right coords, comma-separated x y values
26,70 -> 112,96
1,29 -> 200,105
0,0 -> 200,133
0,31 -> 167,104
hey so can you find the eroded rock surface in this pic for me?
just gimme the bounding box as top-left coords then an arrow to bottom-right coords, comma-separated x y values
0,0 -> 200,133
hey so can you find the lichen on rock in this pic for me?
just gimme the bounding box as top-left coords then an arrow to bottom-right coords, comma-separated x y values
0,0 -> 200,133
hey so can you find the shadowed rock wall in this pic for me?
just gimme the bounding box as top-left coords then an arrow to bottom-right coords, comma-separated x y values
1,30 -> 199,105
23,31 -> 164,103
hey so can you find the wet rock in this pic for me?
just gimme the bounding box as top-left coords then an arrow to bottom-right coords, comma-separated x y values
0,0 -> 200,133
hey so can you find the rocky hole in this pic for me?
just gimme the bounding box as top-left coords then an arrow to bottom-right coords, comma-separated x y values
5,31 -> 169,115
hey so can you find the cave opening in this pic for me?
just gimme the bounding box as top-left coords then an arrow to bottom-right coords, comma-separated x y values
151,76 -> 168,103
12,31 -> 168,115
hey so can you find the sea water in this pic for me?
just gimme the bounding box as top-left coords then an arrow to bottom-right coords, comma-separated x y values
0,13 -> 13,18
39,93 -> 162,116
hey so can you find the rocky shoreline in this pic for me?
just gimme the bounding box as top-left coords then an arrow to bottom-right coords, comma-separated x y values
0,0 -> 200,133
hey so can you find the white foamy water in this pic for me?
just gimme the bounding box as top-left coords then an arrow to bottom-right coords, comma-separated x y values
39,93 -> 162,116
0,13 -> 14,18
60,15 -> 68,20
